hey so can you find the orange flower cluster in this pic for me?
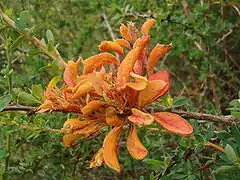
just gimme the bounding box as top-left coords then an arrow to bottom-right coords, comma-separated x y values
39,19 -> 193,172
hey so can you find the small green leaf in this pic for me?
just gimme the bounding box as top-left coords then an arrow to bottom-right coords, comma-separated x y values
31,84 -> 43,101
19,11 -> 29,24
47,40 -> 55,51
10,35 -> 25,51
46,29 -> 54,43
229,99 -> 240,107
214,165 -> 236,174
172,97 -> 189,108
0,94 -> 12,111
225,144 -> 238,163
17,92 -> 41,105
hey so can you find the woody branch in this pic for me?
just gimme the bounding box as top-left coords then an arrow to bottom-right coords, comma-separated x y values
2,105 -> 238,124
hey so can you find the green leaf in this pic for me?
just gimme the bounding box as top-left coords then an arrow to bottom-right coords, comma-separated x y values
10,35 -> 25,51
172,97 -> 189,108
231,125 -> 240,148
46,29 -> 54,43
31,84 -> 43,101
17,92 -> 41,105
0,94 -> 12,111
225,144 -> 238,163
229,99 -> 240,107
215,165 -> 236,174
47,40 -> 55,51
19,11 -> 29,24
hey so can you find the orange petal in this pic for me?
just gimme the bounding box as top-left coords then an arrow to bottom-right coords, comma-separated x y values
128,108 -> 154,126
63,133 -> 82,147
62,119 -> 107,147
83,53 -> 120,74
147,43 -> 172,75
116,35 -> 150,91
106,107 -> 124,126
153,112 -> 193,136
99,41 -> 124,56
81,100 -> 105,115
149,70 -> 171,98
141,19 -> 156,35
72,83 -> 93,99
88,73 -> 110,96
62,119 -> 91,134
133,47 -> 147,76
114,39 -> 131,49
126,72 -> 148,91
120,24 -> 132,42
127,124 -> 148,160
138,80 -> 167,108
103,126 -> 122,172
64,58 -> 82,87
127,22 -> 139,42
90,147 -> 105,168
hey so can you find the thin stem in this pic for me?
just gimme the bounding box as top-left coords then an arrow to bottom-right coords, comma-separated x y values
5,41 -> 12,94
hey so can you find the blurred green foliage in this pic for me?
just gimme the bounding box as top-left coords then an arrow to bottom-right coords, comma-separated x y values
0,0 -> 240,179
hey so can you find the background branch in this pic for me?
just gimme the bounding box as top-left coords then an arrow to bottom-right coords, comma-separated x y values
0,7 -> 66,69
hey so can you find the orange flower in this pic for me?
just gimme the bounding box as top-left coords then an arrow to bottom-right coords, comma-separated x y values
39,19 -> 193,172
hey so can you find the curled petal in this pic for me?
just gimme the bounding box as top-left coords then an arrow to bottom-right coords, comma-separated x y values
141,19 -> 156,35
99,41 -> 124,56
138,80 -> 167,108
154,112 -> 193,136
106,107 -> 124,126
133,47 -> 148,76
125,87 -> 139,108
120,24 -> 132,42
149,70 -> 171,98
127,124 -> 148,160
126,72 -> 148,91
62,119 -> 91,134
90,147 -> 105,168
62,119 -> 107,147
81,100 -> 105,115
64,58 -> 82,87
127,22 -> 139,42
147,43 -> 172,75
38,99 -> 54,113
103,126 -> 122,172
114,39 -> 131,49
116,35 -> 150,91
83,53 -> 120,74
128,108 -> 154,126
72,83 -> 92,98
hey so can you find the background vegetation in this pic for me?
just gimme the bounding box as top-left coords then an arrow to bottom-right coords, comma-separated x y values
0,0 -> 240,179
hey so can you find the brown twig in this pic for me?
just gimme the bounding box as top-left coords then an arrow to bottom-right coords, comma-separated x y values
2,105 -> 238,124
0,7 -> 66,69
170,109 -> 237,124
